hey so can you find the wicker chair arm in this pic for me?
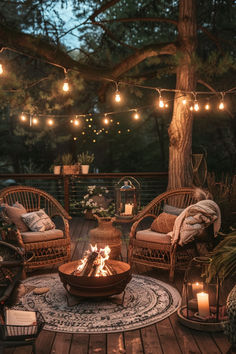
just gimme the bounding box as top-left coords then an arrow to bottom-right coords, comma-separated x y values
130,213 -> 157,239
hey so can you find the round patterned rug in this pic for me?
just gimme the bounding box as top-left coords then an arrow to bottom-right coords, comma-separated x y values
14,274 -> 181,334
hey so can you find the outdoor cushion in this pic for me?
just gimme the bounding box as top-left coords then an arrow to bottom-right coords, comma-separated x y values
163,204 -> 184,216
21,209 -> 55,232
4,203 -> 29,232
21,229 -> 64,243
151,212 -> 177,233
136,229 -> 171,244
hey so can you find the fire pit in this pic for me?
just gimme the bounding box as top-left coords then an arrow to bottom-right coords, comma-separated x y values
58,245 -> 132,298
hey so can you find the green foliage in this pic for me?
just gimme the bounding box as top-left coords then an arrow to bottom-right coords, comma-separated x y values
207,231 -> 236,282
61,153 -> 74,165
77,151 -> 94,165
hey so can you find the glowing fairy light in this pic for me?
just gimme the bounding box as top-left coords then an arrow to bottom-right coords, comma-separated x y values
133,110 -> 140,120
62,68 -> 69,92
0,63 -> 3,75
114,82 -> 121,103
20,113 -> 26,122
219,93 -> 225,110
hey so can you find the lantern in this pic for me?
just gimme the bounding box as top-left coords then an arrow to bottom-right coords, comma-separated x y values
177,256 -> 228,331
115,176 -> 140,219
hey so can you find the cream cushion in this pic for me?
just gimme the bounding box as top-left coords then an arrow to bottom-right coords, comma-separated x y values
21,210 -> 55,232
21,229 -> 64,243
136,229 -> 171,244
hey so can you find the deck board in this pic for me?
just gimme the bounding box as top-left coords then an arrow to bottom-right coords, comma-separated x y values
4,217 -> 232,354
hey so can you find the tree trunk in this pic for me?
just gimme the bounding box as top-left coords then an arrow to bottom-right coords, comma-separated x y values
167,0 -> 197,189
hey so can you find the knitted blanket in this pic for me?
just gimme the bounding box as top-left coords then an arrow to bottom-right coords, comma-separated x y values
169,199 -> 221,246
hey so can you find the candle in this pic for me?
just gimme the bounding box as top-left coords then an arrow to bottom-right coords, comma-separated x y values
124,203 -> 133,215
192,282 -> 203,297
197,292 -> 210,317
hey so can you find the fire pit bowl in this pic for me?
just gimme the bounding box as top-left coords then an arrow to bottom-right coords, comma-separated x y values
58,259 -> 132,298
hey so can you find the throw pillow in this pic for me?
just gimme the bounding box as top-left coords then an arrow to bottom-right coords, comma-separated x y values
21,210 -> 55,232
4,203 -> 29,232
151,212 -> 177,234
163,204 -> 184,216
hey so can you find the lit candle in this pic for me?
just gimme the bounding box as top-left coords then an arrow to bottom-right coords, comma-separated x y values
192,282 -> 203,297
124,203 -> 133,215
197,292 -> 210,317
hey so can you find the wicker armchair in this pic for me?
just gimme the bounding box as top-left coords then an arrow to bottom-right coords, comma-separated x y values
0,186 -> 71,272
129,188 -> 218,281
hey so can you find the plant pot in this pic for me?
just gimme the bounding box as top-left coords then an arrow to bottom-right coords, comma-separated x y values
81,165 -> 90,174
53,165 -> 61,175
62,165 -> 80,175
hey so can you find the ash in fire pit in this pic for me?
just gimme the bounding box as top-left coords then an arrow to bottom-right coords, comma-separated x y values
58,245 -> 132,298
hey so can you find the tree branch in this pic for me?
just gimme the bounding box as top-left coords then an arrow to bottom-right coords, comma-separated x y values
111,42 -> 177,78
89,0 -> 122,21
0,24 -> 113,81
92,17 -> 178,26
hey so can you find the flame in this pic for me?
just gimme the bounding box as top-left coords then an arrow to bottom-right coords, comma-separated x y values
76,244 -> 111,277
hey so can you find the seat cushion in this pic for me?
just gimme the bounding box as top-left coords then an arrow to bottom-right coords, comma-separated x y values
4,203 -> 29,232
21,229 -> 64,243
21,210 -> 55,232
151,212 -> 177,233
136,229 -> 171,244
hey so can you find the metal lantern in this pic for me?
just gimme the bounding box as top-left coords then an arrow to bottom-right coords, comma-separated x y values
177,256 -> 228,331
115,176 -> 140,218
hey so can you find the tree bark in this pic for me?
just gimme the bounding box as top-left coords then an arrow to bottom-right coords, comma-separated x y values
167,0 -> 197,189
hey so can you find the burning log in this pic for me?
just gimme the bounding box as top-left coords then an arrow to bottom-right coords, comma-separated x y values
72,245 -> 118,277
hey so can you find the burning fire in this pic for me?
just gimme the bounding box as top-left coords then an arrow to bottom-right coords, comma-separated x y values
76,244 -> 112,277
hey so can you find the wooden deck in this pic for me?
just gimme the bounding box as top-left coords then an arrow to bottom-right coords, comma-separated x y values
4,217 -> 233,354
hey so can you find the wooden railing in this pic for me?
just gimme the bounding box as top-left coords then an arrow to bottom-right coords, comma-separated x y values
0,172 -> 168,215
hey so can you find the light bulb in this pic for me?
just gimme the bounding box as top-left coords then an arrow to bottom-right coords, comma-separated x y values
32,118 -> 38,125
133,111 -> 140,120
219,101 -> 224,110
104,117 -> 109,125
47,119 -> 54,126
82,131 -> 85,135
118,130 -> 121,134
114,90 -> 121,102
190,106 -> 193,111
182,98 -> 187,105
62,81 -> 69,92
73,137 -> 77,141
20,113 -> 26,121
159,98 -> 164,108
0,64 -> 3,75
93,139 -> 96,143
165,103 -> 169,108
74,119 -> 79,126
205,103 -> 210,110
194,101 -> 199,111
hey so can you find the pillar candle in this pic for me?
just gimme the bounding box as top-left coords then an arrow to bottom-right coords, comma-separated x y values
197,292 -> 210,317
192,282 -> 203,298
124,203 -> 133,215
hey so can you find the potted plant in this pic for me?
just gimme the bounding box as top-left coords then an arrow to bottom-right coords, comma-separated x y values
52,155 -> 62,175
207,231 -> 236,351
61,153 -> 79,175
77,151 -> 94,174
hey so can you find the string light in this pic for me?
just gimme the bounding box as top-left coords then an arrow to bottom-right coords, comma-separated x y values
73,116 -> 80,126
32,117 -> 38,125
192,93 -> 200,111
93,139 -> 96,143
20,112 -> 27,121
73,137 -> 77,141
133,109 -> 140,120
218,93 -> 225,110
182,95 -> 187,105
0,63 -> 3,75
62,68 -> 69,92
114,82 -> 121,103
205,99 -> 210,110
47,118 -> 54,126
103,114 -> 109,125
157,89 -> 165,108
